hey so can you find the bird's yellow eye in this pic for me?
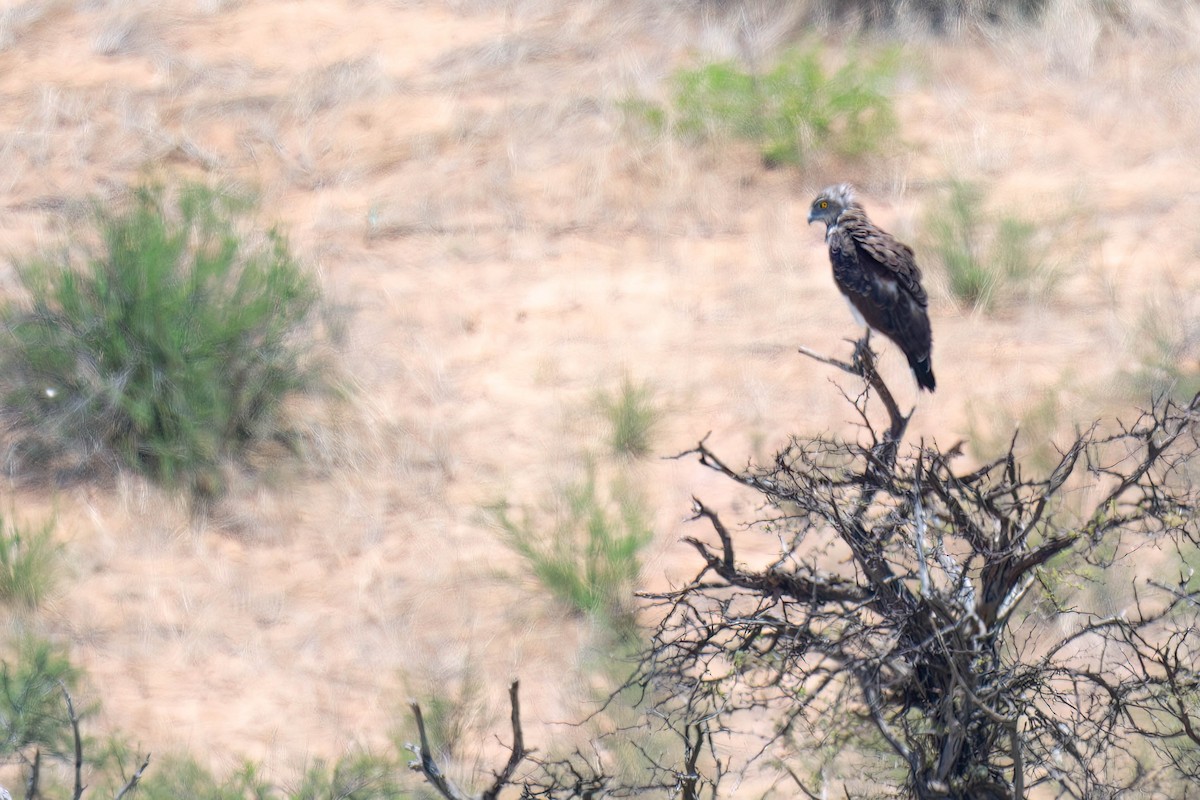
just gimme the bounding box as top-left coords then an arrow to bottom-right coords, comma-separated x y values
820,201 -> 828,209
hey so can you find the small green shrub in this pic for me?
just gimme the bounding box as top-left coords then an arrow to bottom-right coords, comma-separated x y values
0,636 -> 80,759
927,180 -> 985,305
965,389 -> 1075,477
668,45 -> 899,167
133,756 -> 273,800
0,182 -> 325,494
924,180 -> 1049,311
596,377 -> 659,460
1131,296 -> 1200,402
616,97 -> 667,137
291,752 -> 406,800
399,664 -> 484,764
494,466 -> 652,627
0,515 -> 59,610
133,752 -> 407,800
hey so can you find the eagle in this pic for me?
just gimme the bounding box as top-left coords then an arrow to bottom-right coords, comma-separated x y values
807,184 -> 936,392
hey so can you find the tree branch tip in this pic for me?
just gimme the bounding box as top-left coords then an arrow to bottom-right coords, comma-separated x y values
666,435 -> 712,462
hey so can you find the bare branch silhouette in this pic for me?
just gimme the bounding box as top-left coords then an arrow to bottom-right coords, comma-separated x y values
410,680 -> 530,800
111,755 -> 151,800
631,339 -> 1200,797
61,687 -> 83,800
409,338 -> 1200,799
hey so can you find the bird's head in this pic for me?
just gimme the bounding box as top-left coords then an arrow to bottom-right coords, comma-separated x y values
807,183 -> 857,228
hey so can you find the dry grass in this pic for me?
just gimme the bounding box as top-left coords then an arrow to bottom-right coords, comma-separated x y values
0,0 -> 1196,791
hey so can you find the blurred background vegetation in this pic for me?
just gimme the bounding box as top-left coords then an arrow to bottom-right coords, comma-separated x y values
0,0 -> 1195,796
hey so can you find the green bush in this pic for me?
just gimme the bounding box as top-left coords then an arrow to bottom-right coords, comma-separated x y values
0,514 -> 59,610
494,466 -> 652,628
924,179 -> 1049,311
668,45 -> 898,167
0,182 -> 325,494
0,636 -> 80,760
595,377 -> 659,460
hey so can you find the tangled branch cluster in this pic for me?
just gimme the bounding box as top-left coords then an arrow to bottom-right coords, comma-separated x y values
636,344 -> 1200,798
411,342 -> 1199,800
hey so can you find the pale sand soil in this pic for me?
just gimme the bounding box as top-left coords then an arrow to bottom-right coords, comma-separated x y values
0,0 -> 1196,786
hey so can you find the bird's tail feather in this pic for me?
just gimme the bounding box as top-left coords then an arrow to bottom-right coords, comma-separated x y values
910,356 -> 936,392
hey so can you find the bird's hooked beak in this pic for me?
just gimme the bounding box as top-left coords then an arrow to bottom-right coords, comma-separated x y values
806,209 -> 817,225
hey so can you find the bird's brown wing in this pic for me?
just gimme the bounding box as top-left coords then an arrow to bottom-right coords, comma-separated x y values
828,209 -> 936,390
840,207 -> 928,307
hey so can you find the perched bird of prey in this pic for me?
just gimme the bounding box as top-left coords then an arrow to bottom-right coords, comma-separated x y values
807,184 -> 936,392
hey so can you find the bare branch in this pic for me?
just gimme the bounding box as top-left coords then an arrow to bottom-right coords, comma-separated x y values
796,344 -> 860,376
411,680 -> 529,800
690,498 -> 734,570
799,336 -> 909,451
481,681 -> 528,800
112,755 -> 152,800
433,361 -> 1199,798
409,701 -> 471,800
677,723 -> 703,800
61,686 -> 84,800
637,360 -> 1200,796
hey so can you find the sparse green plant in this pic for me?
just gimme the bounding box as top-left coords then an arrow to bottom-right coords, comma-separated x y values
0,181 -> 326,496
291,751 -> 407,800
1130,294 -> 1200,402
0,514 -> 59,610
61,744 -> 411,800
133,751 -> 406,800
927,180 -> 987,305
924,179 -> 1050,311
494,465 -> 652,629
132,756 -> 273,800
399,663 -> 486,766
660,45 -> 899,167
965,387 -> 1077,476
595,376 -> 659,460
0,635 -> 80,759
615,97 -> 666,137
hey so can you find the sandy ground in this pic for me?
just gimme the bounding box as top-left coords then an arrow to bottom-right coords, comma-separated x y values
0,0 -> 1197,790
